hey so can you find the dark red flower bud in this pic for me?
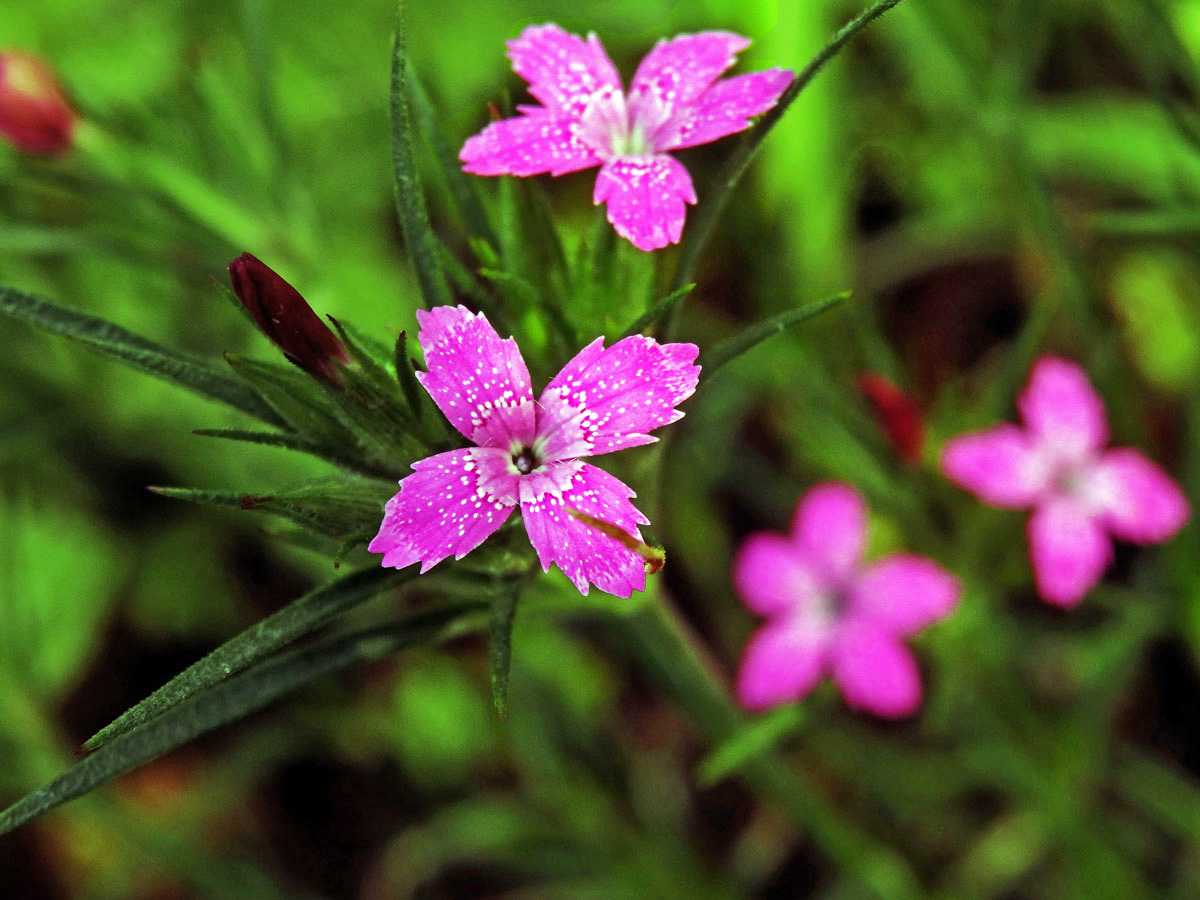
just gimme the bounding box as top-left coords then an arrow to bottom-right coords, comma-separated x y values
0,51 -> 76,156
856,372 -> 925,465
228,253 -> 348,382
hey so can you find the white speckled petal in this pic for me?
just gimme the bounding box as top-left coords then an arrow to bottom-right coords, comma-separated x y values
414,305 -> 536,449
521,462 -> 649,597
459,110 -> 601,177
662,68 -> 793,151
593,154 -> 697,252
628,31 -> 750,116
535,333 -> 700,460
368,448 -> 517,573
505,24 -> 622,119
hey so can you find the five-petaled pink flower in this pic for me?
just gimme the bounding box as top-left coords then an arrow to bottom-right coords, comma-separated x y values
734,483 -> 959,717
369,305 -> 699,597
460,24 -> 793,252
942,356 -> 1190,607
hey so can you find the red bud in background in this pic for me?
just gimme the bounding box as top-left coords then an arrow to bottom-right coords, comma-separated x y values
856,372 -> 925,464
0,51 -> 76,156
228,253 -> 348,382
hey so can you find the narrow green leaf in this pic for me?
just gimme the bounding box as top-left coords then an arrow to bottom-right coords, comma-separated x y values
696,706 -> 806,787
392,330 -> 426,417
327,316 -> 401,391
700,292 -> 850,384
621,284 -> 696,339
224,354 -> 351,442
2,603 -> 484,837
488,584 -> 520,719
670,0 -> 910,292
479,267 -> 538,307
192,428 -> 397,479
81,567 -> 409,752
0,286 -> 283,426
408,67 -> 497,249
318,364 -> 423,465
152,476 -> 393,539
389,0 -> 452,307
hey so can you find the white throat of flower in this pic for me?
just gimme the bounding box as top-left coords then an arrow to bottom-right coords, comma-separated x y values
576,86 -> 673,160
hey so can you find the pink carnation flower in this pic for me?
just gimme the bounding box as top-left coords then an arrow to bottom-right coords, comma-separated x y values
369,305 -> 699,597
460,24 -> 793,252
734,483 -> 959,717
942,356 -> 1190,607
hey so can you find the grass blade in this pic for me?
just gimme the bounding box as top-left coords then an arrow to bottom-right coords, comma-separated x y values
488,583 -> 519,720
700,292 -> 849,385
389,0 -> 452,308
621,284 -> 695,339
0,602 -> 484,837
408,67 -> 497,249
81,566 -> 410,752
0,286 -> 283,426
671,0 -> 910,292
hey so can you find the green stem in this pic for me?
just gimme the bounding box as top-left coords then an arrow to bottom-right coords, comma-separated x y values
610,596 -> 925,900
669,0 -> 911,297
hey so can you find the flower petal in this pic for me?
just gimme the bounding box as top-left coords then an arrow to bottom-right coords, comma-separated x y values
735,621 -> 828,711
830,623 -> 922,718
1018,356 -> 1109,460
662,68 -> 793,151
506,24 -> 621,119
733,533 -> 823,618
1089,448 -> 1190,544
460,111 -> 601,177
791,483 -> 867,584
1027,497 -> 1112,607
535,334 -> 700,460
941,423 -> 1047,508
628,32 -> 751,116
849,555 -> 960,637
593,154 -> 697,251
415,305 -> 536,449
368,448 -> 516,573
521,462 -> 650,597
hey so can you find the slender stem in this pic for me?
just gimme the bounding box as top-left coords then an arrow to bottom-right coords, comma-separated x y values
609,595 -> 925,900
670,0 -> 911,296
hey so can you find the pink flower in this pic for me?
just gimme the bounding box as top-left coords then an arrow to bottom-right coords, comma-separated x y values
369,305 -> 699,597
460,25 -> 793,252
942,356 -> 1190,607
734,483 -> 959,717
0,51 -> 76,156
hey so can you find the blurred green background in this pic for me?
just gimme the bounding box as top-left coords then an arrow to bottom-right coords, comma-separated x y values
3,0 -> 1200,897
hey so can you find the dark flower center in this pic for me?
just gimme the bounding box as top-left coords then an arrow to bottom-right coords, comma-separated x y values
512,447 -> 537,475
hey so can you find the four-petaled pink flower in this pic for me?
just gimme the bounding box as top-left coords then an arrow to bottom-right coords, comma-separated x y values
942,356 -> 1190,607
460,24 -> 793,252
369,305 -> 699,597
734,483 -> 959,717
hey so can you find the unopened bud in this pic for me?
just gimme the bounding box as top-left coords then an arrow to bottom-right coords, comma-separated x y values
0,51 -> 76,156
856,372 -> 924,464
228,253 -> 348,382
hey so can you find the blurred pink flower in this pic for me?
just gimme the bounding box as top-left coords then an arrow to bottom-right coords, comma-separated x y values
369,305 -> 699,597
0,51 -> 76,156
942,356 -> 1190,607
460,25 -> 792,252
734,483 -> 959,717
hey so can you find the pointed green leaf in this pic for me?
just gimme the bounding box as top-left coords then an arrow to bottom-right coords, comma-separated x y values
191,428 -> 396,479
1,602 -> 484,837
408,67 -> 497,250
392,330 -> 427,417
488,583 -> 520,719
696,705 -> 807,787
224,354 -> 352,442
151,476 -> 394,540
389,0 -> 452,308
81,566 -> 409,752
0,286 -> 283,426
700,292 -> 850,385
621,284 -> 696,339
